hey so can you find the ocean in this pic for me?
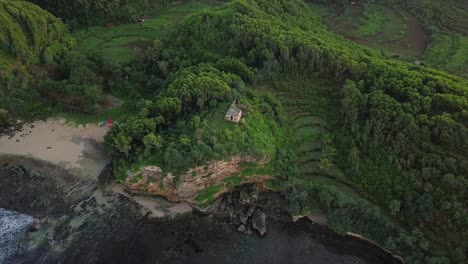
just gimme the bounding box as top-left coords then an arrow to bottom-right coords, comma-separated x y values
0,208 -> 36,264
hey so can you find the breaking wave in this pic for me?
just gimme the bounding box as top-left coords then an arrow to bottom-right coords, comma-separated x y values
0,208 -> 36,264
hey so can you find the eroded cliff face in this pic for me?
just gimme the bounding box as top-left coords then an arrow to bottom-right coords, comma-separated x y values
0,156 -> 405,264
124,156 -> 272,204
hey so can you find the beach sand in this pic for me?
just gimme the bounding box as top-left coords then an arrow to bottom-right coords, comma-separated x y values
0,118 -> 110,179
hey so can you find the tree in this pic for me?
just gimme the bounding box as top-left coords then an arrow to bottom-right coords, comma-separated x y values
113,133 -> 132,157
143,133 -> 163,150
389,200 -> 401,216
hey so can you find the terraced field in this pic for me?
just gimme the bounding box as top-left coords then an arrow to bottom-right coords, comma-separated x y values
309,1 -> 467,78
256,80 -> 360,198
423,33 -> 468,78
412,0 -> 468,35
73,0 -> 220,64
288,106 -> 349,183
255,80 -> 411,231
310,2 -> 428,60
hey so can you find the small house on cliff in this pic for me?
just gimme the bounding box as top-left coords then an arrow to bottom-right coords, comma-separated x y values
225,101 -> 242,123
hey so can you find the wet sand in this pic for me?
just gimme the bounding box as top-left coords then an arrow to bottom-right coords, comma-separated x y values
0,118 -> 110,178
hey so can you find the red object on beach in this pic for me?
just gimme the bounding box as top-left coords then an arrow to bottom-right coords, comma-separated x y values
108,119 -> 113,127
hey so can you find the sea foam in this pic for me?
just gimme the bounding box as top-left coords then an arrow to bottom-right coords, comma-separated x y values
0,208 -> 36,264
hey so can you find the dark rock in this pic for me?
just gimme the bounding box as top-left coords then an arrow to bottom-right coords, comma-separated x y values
97,164 -> 114,187
240,213 -> 249,224
237,224 -> 246,233
29,224 -> 39,232
252,209 -> 267,236
247,204 -> 256,216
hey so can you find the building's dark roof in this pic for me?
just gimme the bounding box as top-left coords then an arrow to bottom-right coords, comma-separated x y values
226,105 -> 241,116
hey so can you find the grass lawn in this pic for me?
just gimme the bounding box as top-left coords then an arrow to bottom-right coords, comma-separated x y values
294,116 -> 327,127
297,151 -> 323,164
423,33 -> 468,77
73,0 -> 218,64
442,35 -> 468,78
195,184 -> 223,205
423,34 -> 456,67
299,161 -> 322,175
356,4 -> 387,37
413,0 -> 468,34
295,126 -> 325,142
205,103 -> 237,132
57,101 -> 136,125
309,3 -> 424,61
355,4 -> 407,42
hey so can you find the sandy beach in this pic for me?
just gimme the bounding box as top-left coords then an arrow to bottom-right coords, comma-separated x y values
0,118 -> 110,178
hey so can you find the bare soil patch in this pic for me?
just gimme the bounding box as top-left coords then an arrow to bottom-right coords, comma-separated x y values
397,10 -> 429,50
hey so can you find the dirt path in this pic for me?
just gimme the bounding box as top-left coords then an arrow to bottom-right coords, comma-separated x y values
397,9 -> 429,50
0,118 -> 110,179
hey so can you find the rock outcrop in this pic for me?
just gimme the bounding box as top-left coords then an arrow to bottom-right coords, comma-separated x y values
125,156 -> 271,205
217,186 -> 275,236
252,209 -> 267,236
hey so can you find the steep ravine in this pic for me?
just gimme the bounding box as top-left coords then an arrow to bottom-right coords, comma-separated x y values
0,155 -> 403,264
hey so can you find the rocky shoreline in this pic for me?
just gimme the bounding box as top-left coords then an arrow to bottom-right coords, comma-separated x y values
0,155 -> 404,264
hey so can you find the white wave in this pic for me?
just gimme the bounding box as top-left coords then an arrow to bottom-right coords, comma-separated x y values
0,208 -> 37,264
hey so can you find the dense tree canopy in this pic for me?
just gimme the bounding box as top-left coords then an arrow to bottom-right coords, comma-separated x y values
27,0 -> 171,26
0,0 -> 73,63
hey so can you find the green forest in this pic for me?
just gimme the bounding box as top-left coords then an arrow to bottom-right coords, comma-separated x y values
0,0 -> 466,263
27,0 -> 173,26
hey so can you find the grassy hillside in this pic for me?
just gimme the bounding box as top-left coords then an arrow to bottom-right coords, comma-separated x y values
310,1 -> 428,60
27,0 -> 172,26
0,0 -> 74,63
309,0 -> 468,78
423,33 -> 468,78
0,0 -> 77,124
73,1 -> 219,65
403,0 -> 468,34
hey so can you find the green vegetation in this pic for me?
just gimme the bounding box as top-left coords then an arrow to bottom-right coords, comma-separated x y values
73,1 -> 216,64
1,0 -> 467,263
402,0 -> 468,34
314,2 -> 414,54
424,33 -> 468,78
26,0 -> 172,27
135,0 -> 464,262
57,101 -> 135,125
0,0 -> 74,63
356,4 -> 386,37
106,64 -> 289,178
0,0 -> 76,120
311,0 -> 468,77
195,184 -> 223,205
